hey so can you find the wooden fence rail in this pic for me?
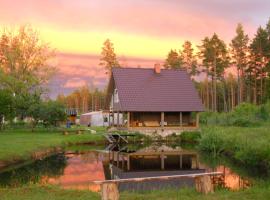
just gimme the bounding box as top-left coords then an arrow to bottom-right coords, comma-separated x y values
92,172 -> 223,200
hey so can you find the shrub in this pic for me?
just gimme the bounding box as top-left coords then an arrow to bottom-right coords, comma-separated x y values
180,131 -> 201,143
230,103 -> 260,126
200,103 -> 264,127
198,128 -> 225,156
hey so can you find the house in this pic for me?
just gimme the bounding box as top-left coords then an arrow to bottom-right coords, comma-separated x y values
106,65 -> 204,131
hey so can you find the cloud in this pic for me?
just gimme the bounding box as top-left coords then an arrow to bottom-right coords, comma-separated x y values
63,78 -> 87,88
0,0 -> 268,41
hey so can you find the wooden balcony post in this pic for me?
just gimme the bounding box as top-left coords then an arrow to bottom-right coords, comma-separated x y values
161,153 -> 165,170
127,155 -> 130,171
127,112 -> 130,128
108,113 -> 111,126
161,112 -> 164,128
112,111 -> 115,127
180,112 -> 182,127
117,111 -> 119,128
196,112 -> 200,128
179,154 -> 183,169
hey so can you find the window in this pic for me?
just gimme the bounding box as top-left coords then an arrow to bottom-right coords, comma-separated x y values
114,89 -> 119,103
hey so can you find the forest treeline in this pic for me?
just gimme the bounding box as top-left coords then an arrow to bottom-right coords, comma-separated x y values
164,20 -> 270,112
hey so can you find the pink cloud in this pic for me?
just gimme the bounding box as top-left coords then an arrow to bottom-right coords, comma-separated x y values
63,78 -> 87,88
0,0 -> 268,42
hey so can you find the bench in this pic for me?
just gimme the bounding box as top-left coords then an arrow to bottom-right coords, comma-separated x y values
62,129 -> 86,135
93,172 -> 223,200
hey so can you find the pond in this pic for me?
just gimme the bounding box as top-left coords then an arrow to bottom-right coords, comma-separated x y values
0,143 -> 253,192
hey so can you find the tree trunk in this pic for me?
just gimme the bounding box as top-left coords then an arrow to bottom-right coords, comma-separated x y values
254,75 -> 257,105
260,67 -> 263,104
231,80 -> 234,110
206,72 -> 209,110
222,78 -> 227,112
237,69 -> 240,105
213,54 -> 217,112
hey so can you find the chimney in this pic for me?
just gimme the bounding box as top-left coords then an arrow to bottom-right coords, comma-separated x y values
154,63 -> 161,74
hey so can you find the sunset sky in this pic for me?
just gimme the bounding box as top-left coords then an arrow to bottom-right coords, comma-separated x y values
0,0 -> 269,97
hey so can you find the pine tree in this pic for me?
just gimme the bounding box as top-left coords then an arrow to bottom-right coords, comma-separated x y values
164,49 -> 182,69
100,39 -> 120,75
180,41 -> 198,77
230,23 -> 249,104
198,34 -> 229,111
250,27 -> 269,103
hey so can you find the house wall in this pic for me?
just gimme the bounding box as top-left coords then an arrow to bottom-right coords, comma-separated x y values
129,112 -> 196,128
130,112 -> 161,127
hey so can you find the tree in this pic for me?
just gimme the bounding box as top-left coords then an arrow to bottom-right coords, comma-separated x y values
0,89 -> 14,130
250,26 -> 270,104
99,39 -> 120,75
38,101 -> 67,127
0,25 -> 55,119
0,25 -> 55,95
230,23 -> 249,104
198,34 -> 229,111
164,49 -> 182,69
180,41 -> 198,77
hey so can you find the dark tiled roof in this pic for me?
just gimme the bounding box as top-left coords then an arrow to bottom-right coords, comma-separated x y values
112,68 -> 204,112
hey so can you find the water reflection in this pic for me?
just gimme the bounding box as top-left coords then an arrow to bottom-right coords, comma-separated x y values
0,143 -> 251,192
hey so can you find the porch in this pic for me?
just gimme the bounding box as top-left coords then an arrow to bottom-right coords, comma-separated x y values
109,111 -> 200,130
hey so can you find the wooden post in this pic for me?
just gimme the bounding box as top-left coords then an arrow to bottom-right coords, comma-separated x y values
112,111 -> 115,127
195,175 -> 214,194
127,112 -> 130,128
196,155 -> 199,169
108,113 -> 111,127
122,112 -> 124,127
179,154 -> 182,169
127,155 -> 130,171
161,112 -> 164,128
191,156 -> 197,169
101,182 -> 119,200
180,112 -> 182,127
196,112 -> 200,128
117,111 -> 119,128
161,153 -> 165,170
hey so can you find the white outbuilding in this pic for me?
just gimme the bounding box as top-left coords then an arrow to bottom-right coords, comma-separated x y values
80,111 -> 123,127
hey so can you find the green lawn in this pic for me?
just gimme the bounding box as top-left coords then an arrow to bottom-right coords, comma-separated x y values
0,128 -> 104,163
1,184 -> 270,200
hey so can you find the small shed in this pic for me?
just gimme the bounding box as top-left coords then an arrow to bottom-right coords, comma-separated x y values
80,111 -> 124,127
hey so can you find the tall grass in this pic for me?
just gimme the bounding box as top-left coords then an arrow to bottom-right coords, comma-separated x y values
199,125 -> 270,174
200,102 -> 270,127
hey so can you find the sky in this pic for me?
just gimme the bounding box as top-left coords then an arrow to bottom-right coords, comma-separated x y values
0,0 -> 269,97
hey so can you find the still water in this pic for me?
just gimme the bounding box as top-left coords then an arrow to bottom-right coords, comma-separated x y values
0,143 -> 252,192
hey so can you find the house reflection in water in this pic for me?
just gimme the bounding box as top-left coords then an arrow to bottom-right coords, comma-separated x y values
106,144 -> 206,191
106,144 -> 251,191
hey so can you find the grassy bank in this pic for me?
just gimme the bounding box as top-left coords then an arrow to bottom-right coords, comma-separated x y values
0,128 -> 104,163
1,184 -> 270,200
199,124 -> 270,174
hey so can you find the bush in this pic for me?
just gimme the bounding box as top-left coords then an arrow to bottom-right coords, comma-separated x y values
200,103 -> 267,127
180,131 -> 201,143
198,128 -> 225,156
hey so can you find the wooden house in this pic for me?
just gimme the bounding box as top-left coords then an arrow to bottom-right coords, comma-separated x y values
106,65 -> 204,131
